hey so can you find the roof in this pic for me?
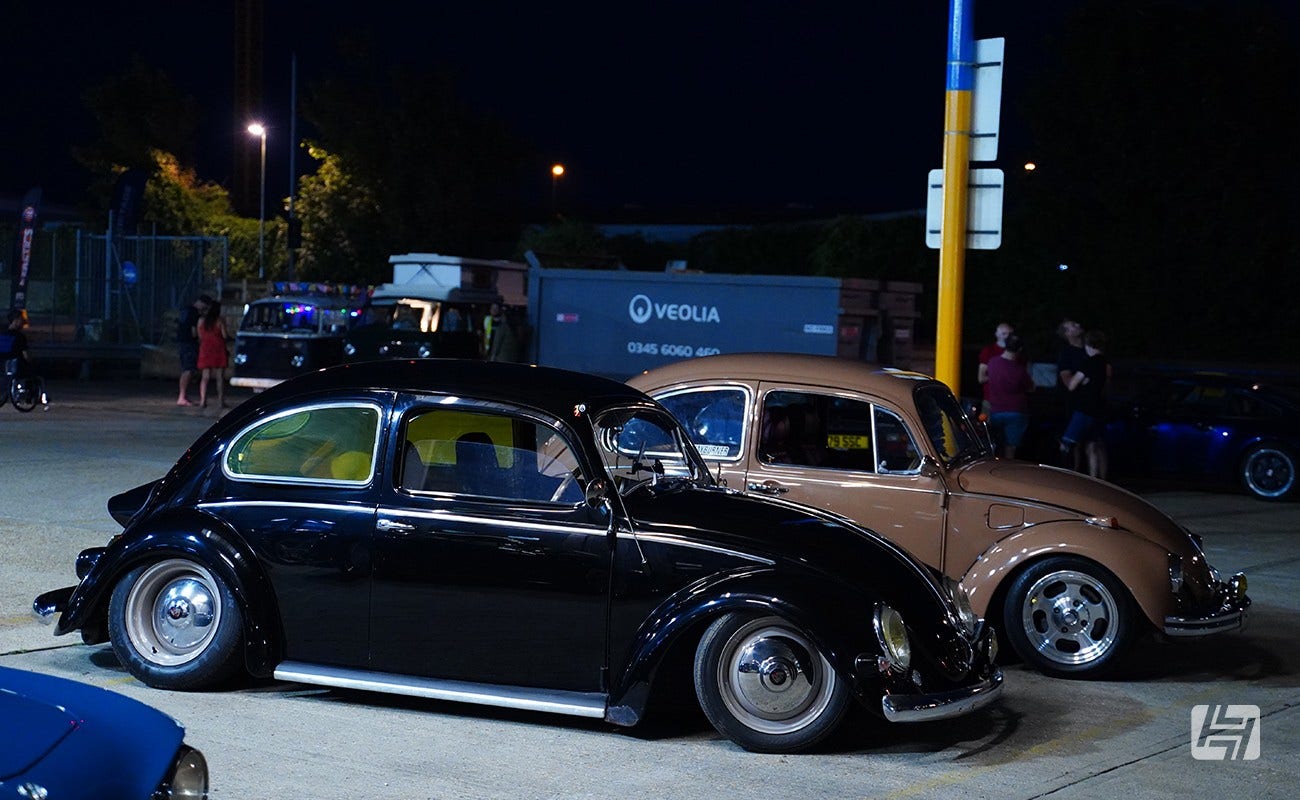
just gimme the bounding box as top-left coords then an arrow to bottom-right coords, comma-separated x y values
258,358 -> 653,421
627,352 -> 938,405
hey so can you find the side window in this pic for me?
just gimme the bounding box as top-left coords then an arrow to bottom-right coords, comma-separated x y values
226,403 -> 381,484
398,407 -> 585,504
874,407 -> 922,473
656,388 -> 747,460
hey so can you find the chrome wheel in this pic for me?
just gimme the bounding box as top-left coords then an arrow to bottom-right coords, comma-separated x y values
1242,446 -> 1295,500
1018,569 -> 1120,668
122,559 -> 224,667
696,611 -> 850,751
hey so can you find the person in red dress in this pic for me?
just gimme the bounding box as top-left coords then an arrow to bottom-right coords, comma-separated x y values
196,300 -> 229,409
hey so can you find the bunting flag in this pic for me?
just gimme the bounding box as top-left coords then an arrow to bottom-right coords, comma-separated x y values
10,186 -> 41,312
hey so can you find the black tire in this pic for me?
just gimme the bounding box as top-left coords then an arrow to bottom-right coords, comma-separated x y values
1002,556 -> 1134,678
108,558 -> 245,690
693,613 -> 849,753
10,377 -> 37,412
1240,444 -> 1296,501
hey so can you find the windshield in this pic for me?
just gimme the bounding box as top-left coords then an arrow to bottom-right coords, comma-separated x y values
591,405 -> 712,494
240,300 -> 351,334
914,384 -> 989,465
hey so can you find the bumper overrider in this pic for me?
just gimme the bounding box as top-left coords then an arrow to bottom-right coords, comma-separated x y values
872,623 -> 1005,723
1164,570 -> 1251,637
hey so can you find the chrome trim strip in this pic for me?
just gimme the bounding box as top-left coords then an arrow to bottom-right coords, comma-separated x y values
199,500 -> 371,514
624,531 -> 775,565
880,668 -> 1004,723
272,661 -> 607,718
378,507 -> 601,538
230,376 -> 284,389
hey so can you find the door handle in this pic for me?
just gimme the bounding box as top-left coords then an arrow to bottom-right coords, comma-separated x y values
376,518 -> 415,533
747,482 -> 789,496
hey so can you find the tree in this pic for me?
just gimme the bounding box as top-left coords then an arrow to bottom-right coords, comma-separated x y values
293,142 -> 385,284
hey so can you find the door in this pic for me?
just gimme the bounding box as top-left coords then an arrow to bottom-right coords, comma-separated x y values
369,396 -> 610,691
744,385 -> 947,570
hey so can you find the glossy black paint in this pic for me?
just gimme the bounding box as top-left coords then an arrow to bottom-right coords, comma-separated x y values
43,359 -> 996,728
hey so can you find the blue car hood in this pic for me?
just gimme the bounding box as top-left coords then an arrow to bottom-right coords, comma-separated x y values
0,667 -> 183,797
0,689 -> 74,780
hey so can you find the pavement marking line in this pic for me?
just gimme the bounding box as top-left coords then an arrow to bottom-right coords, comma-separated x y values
880,679 -> 1285,800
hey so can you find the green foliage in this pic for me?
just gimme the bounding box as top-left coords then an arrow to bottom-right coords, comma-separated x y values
293,142 -> 386,284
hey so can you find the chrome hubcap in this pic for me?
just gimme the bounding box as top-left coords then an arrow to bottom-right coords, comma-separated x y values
124,560 -> 222,666
1245,449 -> 1294,498
1021,570 -> 1119,666
718,617 -> 835,734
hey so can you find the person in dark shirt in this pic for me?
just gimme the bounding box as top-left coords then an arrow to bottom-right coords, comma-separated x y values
1055,317 -> 1087,469
1060,329 -> 1110,479
176,295 -> 211,406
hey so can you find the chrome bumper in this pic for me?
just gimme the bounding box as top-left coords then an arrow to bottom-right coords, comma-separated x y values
881,668 -> 1004,723
1164,571 -> 1250,637
32,586 -> 75,625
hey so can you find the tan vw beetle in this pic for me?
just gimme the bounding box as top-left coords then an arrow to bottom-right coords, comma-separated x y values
629,353 -> 1250,678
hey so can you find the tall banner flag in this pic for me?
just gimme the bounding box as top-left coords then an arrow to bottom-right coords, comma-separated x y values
110,168 -> 147,241
11,186 -> 42,312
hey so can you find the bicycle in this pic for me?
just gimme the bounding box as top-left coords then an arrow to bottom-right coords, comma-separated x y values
2,358 -> 49,413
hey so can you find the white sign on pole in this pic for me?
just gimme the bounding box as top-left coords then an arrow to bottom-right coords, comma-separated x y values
971,37 -> 1004,163
924,168 -> 1004,250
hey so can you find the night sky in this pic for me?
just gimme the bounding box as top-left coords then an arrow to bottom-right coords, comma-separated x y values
9,2 -> 1072,217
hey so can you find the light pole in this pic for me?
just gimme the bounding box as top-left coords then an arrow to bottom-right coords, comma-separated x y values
550,163 -> 565,217
247,122 -> 268,278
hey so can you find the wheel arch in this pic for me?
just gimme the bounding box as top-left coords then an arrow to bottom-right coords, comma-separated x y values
962,522 -> 1171,634
605,568 -> 872,727
63,509 -> 283,677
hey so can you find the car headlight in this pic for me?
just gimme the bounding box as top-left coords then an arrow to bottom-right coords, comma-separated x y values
343,342 -> 357,357
158,745 -> 208,799
944,577 -> 978,636
233,352 -> 248,365
417,344 -> 432,358
874,604 -> 912,672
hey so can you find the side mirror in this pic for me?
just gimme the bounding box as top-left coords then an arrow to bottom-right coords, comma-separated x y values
585,479 -> 610,508
920,455 -> 943,479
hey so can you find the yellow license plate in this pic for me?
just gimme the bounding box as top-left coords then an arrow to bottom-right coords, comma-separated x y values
826,434 -> 869,450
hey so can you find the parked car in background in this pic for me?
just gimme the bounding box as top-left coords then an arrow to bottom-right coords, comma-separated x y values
230,289 -> 363,391
34,359 -> 1001,754
1106,372 -> 1299,501
629,353 -> 1251,678
0,665 -> 207,799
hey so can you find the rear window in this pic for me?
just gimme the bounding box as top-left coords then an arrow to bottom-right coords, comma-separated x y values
225,403 -> 382,485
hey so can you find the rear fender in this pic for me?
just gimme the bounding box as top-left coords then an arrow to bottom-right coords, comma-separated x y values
57,508 -> 282,677
961,521 -> 1172,628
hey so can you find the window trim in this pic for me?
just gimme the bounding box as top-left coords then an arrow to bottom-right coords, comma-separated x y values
223,400 -> 384,487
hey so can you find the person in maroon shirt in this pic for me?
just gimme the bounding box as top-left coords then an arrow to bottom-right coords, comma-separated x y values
976,322 -> 1015,416
986,333 -> 1035,458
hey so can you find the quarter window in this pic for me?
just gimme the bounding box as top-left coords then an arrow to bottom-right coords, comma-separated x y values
225,403 -> 381,484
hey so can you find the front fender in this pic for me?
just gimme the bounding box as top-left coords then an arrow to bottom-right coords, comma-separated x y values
962,520 -> 1173,628
605,567 -> 875,726
56,508 -> 282,677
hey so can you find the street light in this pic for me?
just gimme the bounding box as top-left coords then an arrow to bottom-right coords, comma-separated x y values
550,163 -> 565,216
247,122 -> 268,278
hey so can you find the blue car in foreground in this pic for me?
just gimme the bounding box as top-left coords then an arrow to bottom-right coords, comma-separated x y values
0,666 -> 207,799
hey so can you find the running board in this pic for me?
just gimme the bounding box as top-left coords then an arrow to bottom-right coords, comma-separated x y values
273,661 -> 608,719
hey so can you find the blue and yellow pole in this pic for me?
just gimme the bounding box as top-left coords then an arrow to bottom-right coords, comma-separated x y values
935,0 -> 975,395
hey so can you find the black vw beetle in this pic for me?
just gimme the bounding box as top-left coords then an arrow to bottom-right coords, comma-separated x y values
36,360 -> 1001,753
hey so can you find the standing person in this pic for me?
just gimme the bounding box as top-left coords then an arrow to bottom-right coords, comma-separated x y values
2,309 -> 32,377
1061,330 -> 1111,480
1055,317 -> 1087,469
985,334 -> 1034,459
196,299 -> 229,409
176,295 -> 210,406
976,322 -> 1015,416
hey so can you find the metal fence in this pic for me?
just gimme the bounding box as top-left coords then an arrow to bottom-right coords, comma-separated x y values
2,226 -> 228,348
